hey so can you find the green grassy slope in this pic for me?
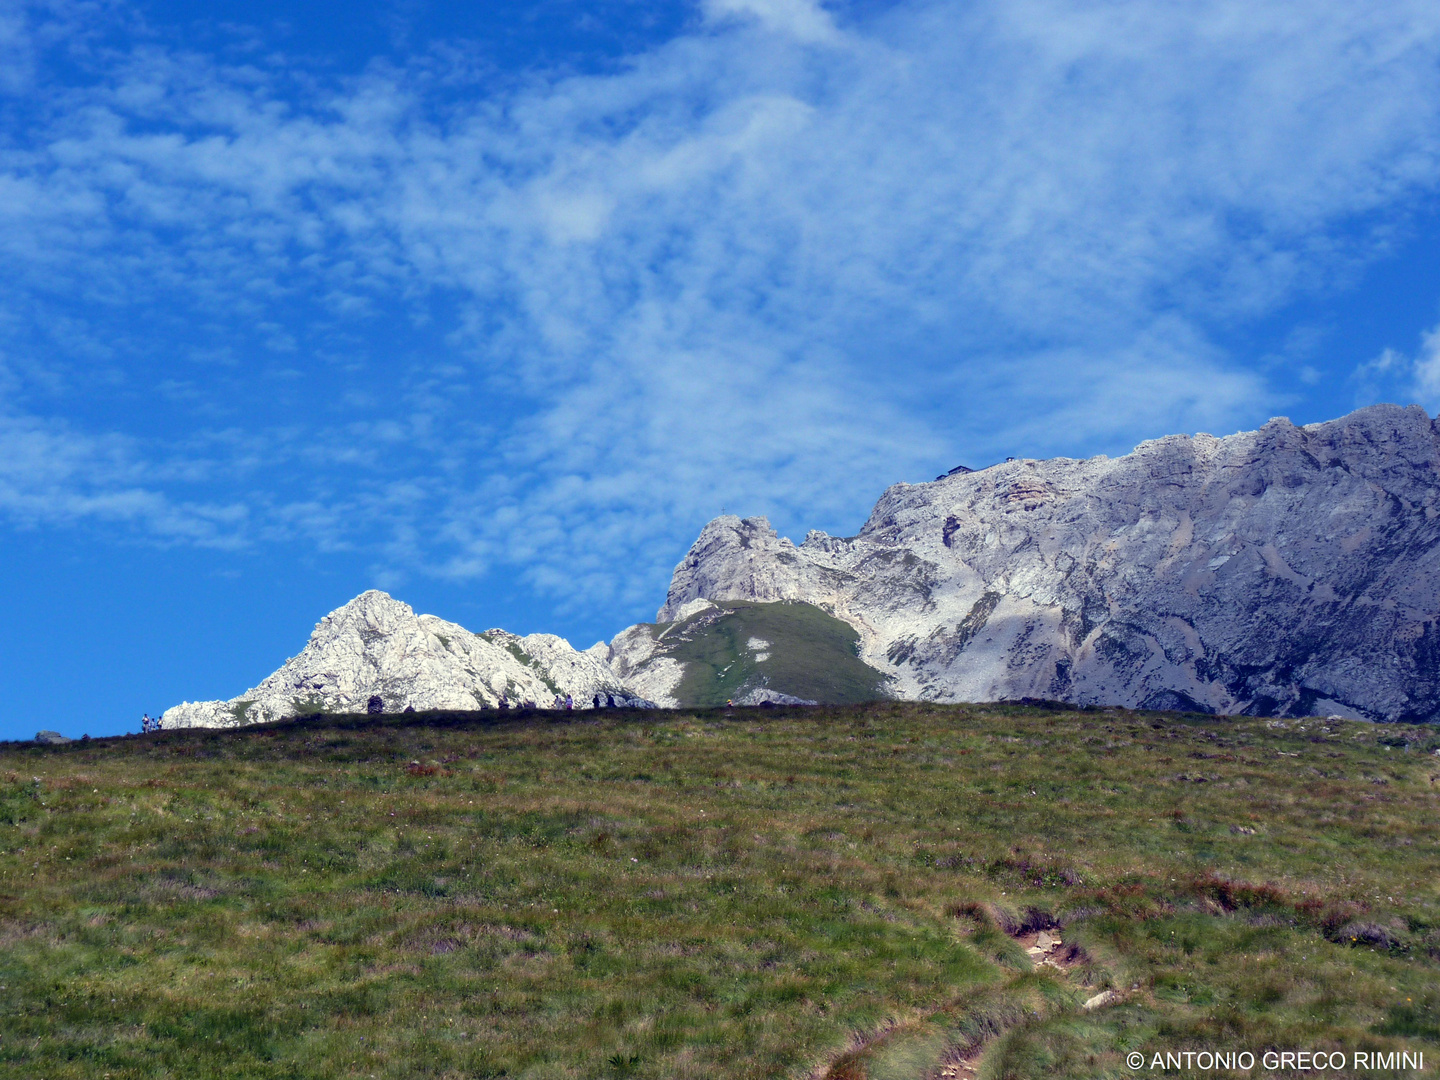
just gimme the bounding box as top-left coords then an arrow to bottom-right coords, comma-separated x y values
1,705 -> 1438,1079
654,600 -> 891,705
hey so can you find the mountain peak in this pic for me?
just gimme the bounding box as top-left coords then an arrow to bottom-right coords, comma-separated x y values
163,593 -> 630,728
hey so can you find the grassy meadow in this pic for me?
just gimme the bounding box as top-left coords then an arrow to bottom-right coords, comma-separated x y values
1,703 -> 1438,1079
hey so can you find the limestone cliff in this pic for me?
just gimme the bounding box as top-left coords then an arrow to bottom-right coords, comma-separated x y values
656,404 -> 1440,722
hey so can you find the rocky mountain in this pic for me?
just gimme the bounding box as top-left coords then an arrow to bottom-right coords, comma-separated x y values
656,404 -> 1440,722
164,404 -> 1440,727
164,587 -> 880,727
161,591 -> 634,728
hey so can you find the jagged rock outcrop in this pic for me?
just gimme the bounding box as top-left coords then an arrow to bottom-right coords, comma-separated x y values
609,620 -> 692,708
162,591 -> 632,728
658,404 -> 1440,722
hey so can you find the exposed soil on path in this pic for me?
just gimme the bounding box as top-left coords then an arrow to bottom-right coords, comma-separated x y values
938,924 -> 1101,1079
820,912 -> 1116,1080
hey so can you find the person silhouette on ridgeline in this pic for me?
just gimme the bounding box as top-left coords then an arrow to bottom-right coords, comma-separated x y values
565,694 -> 573,710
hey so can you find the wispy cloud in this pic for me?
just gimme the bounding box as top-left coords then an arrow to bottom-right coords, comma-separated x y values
0,406 -> 251,543
3,0 -> 1440,622
1415,326 -> 1440,404
1358,323 -> 1440,411
702,0 -> 843,43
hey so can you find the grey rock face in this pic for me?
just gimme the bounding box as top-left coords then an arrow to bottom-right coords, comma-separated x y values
660,404 -> 1440,722
163,590 -> 627,729
34,730 -> 71,744
607,621 -> 689,707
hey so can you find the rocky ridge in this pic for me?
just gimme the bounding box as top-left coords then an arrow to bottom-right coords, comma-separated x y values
164,405 -> 1440,726
161,591 -> 633,729
655,404 -> 1440,722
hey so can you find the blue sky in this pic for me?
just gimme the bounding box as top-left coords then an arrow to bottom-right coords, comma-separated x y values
4,0 -> 1440,740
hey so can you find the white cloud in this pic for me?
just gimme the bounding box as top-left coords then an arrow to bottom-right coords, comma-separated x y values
3,0 -> 1440,617
0,407 -> 251,544
1365,324 -> 1440,410
1414,325 -> 1440,404
702,0 -> 843,44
